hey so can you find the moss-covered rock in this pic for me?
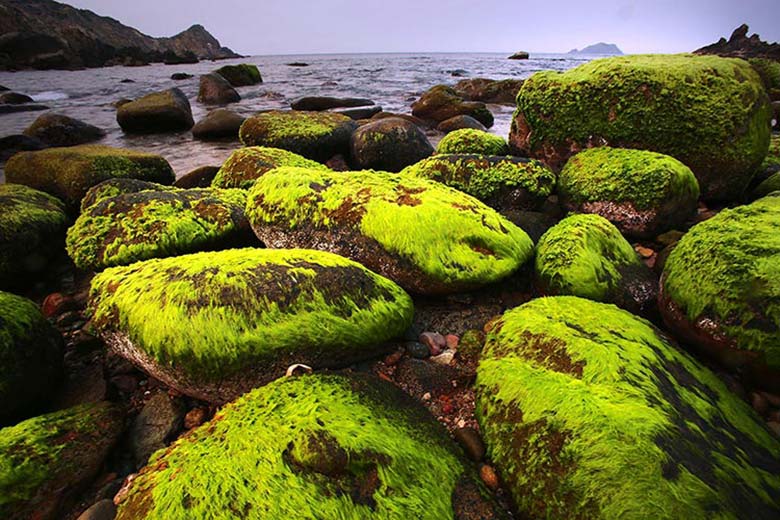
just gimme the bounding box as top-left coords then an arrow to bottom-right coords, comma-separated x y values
239,110 -> 357,162
67,188 -> 254,271
510,54 -> 772,201
0,402 -> 124,520
4,144 -> 175,211
401,154 -> 555,212
211,146 -> 329,189
80,178 -> 176,211
116,88 -> 194,134
559,147 -> 700,238
214,63 -> 262,87
23,113 -> 105,147
246,167 -> 534,294
452,78 -> 524,105
0,184 -> 69,288
476,296 -> 780,520
412,85 -> 494,128
349,118 -> 434,172
535,214 -> 657,314
757,133 -> 780,177
659,195 -> 780,387
89,248 -> 414,402
115,373 -> 501,519
436,129 -> 509,156
749,58 -> 780,91
0,291 -> 62,424
751,172 -> 780,200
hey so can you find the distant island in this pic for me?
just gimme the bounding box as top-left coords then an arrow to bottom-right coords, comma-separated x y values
0,0 -> 240,71
568,43 -> 623,55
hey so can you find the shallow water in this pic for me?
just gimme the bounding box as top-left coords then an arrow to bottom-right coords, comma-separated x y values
0,52 -> 594,179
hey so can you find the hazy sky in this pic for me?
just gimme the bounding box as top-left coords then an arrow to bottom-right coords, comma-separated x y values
65,0 -> 780,55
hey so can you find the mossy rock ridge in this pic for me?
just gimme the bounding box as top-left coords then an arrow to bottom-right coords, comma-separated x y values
211,146 -> 329,189
435,129 -> 509,156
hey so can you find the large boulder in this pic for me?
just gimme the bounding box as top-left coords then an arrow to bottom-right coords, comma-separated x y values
191,108 -> 245,140
115,373 -> 501,519
214,63 -> 262,86
0,291 -> 63,424
80,178 -> 175,211
0,402 -> 124,520
559,147 -> 700,238
89,248 -> 414,403
510,54 -> 772,201
452,78 -> 524,104
401,154 -> 555,212
211,146 -> 328,189
196,73 -> 240,105
534,214 -> 657,314
116,88 -> 194,133
291,96 -> 374,111
67,188 -> 253,270
239,110 -> 357,162
436,129 -> 509,155
23,113 -> 105,147
660,194 -> 780,389
246,167 -> 534,294
476,296 -> 780,519
349,118 -> 433,172
412,85 -> 494,128
4,145 -> 174,211
0,184 -> 69,288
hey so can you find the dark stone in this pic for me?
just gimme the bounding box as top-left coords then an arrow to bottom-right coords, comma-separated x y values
192,108 -> 244,140
197,73 -> 240,105
453,78 -> 525,105
130,392 -> 186,468
411,85 -> 494,128
0,103 -> 49,114
23,113 -> 106,147
0,91 -> 34,104
406,341 -> 430,359
694,24 -> 780,60
349,117 -> 433,172
214,64 -> 262,86
502,210 -> 558,243
508,51 -> 530,59
76,499 -> 116,520
453,427 -> 486,461
174,165 -> 221,188
171,72 -> 193,80
0,134 -> 47,162
291,96 -> 375,111
287,62 -> 309,67
437,115 -> 487,133
116,88 -> 194,133
333,105 -> 383,120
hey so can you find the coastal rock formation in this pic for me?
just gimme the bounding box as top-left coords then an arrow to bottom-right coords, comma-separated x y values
88,248 -> 414,403
197,73 -> 240,105
534,214 -> 657,314
510,54 -> 772,201
114,373 -> 501,519
246,167 -> 533,294
558,147 -> 700,238
191,108 -> 245,140
452,78 -> 524,105
349,117 -> 433,172
436,129 -> 509,155
4,144 -> 174,211
116,88 -> 194,133
0,291 -> 62,423
507,51 -> 529,60
568,42 -> 623,55
412,85 -> 494,128
291,96 -> 374,111
212,146 -> 328,189
67,188 -> 253,270
213,63 -> 262,86
476,296 -> 780,519
695,24 -> 780,60
23,113 -> 105,147
660,194 -> 780,389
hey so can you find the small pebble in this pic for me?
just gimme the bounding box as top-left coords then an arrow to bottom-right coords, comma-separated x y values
184,407 -> 207,429
42,292 -> 73,318
419,332 -> 446,356
751,392 -> 769,416
430,351 -> 455,365
634,245 -> 654,258
383,349 -> 403,366
479,464 -> 500,491
444,334 -> 459,350
406,341 -> 430,359
453,427 -> 486,461
422,392 -> 431,401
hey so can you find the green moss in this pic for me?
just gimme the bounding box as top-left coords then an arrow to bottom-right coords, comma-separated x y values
560,147 -> 700,210
80,178 -> 176,211
89,248 -> 414,380
436,129 -> 509,155
535,214 -> 640,301
476,296 -> 780,519
67,188 -> 250,271
760,134 -> 780,170
749,58 -> 780,90
116,373 -> 492,519
401,154 -> 555,204
752,172 -> 780,199
514,54 -> 772,201
212,146 -> 329,189
4,145 -> 175,210
247,167 -> 534,290
662,195 -> 780,365
215,64 -> 262,86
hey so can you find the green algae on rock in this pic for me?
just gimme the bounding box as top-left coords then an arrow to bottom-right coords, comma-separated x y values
436,129 -> 509,156
80,178 -> 177,211
4,144 -> 175,211
559,147 -> 700,238
246,167 -> 534,294
0,291 -> 62,424
239,110 -> 357,162
115,373 -> 502,520
0,402 -> 124,520
751,172 -> 780,200
0,184 -> 70,288
67,188 -> 254,271
660,195 -> 780,386
401,154 -> 555,212
510,54 -> 772,201
116,88 -> 194,134
211,146 -> 329,189
89,248 -> 414,403
476,296 -> 780,520
534,214 -> 657,314
214,63 -> 262,86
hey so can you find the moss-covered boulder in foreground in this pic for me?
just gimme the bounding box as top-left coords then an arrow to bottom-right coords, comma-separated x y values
116,373 -> 502,520
0,184 -> 69,288
67,188 -> 253,271
80,178 -> 176,211
476,296 -> 780,520
214,63 -> 262,86
0,402 -> 124,520
535,214 -> 657,314
436,129 -> 509,156
239,110 -> 357,162
211,146 -> 328,189
401,154 -> 555,213
89,248 -> 414,403
559,147 -> 700,238
247,167 -> 534,294
510,54 -> 772,201
0,292 -> 62,424
660,195 -> 780,388
4,145 -> 175,211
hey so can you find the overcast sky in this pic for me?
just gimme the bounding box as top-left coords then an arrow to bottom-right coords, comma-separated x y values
64,0 -> 780,55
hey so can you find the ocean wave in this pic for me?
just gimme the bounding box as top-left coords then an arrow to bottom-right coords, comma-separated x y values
32,91 -> 69,101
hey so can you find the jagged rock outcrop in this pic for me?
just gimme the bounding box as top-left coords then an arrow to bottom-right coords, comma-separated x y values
695,24 -> 780,60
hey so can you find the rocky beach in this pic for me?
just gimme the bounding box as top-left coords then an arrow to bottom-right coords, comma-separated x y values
1,0 -> 780,517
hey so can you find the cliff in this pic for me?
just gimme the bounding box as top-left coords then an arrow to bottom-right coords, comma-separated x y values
695,24 -> 780,60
